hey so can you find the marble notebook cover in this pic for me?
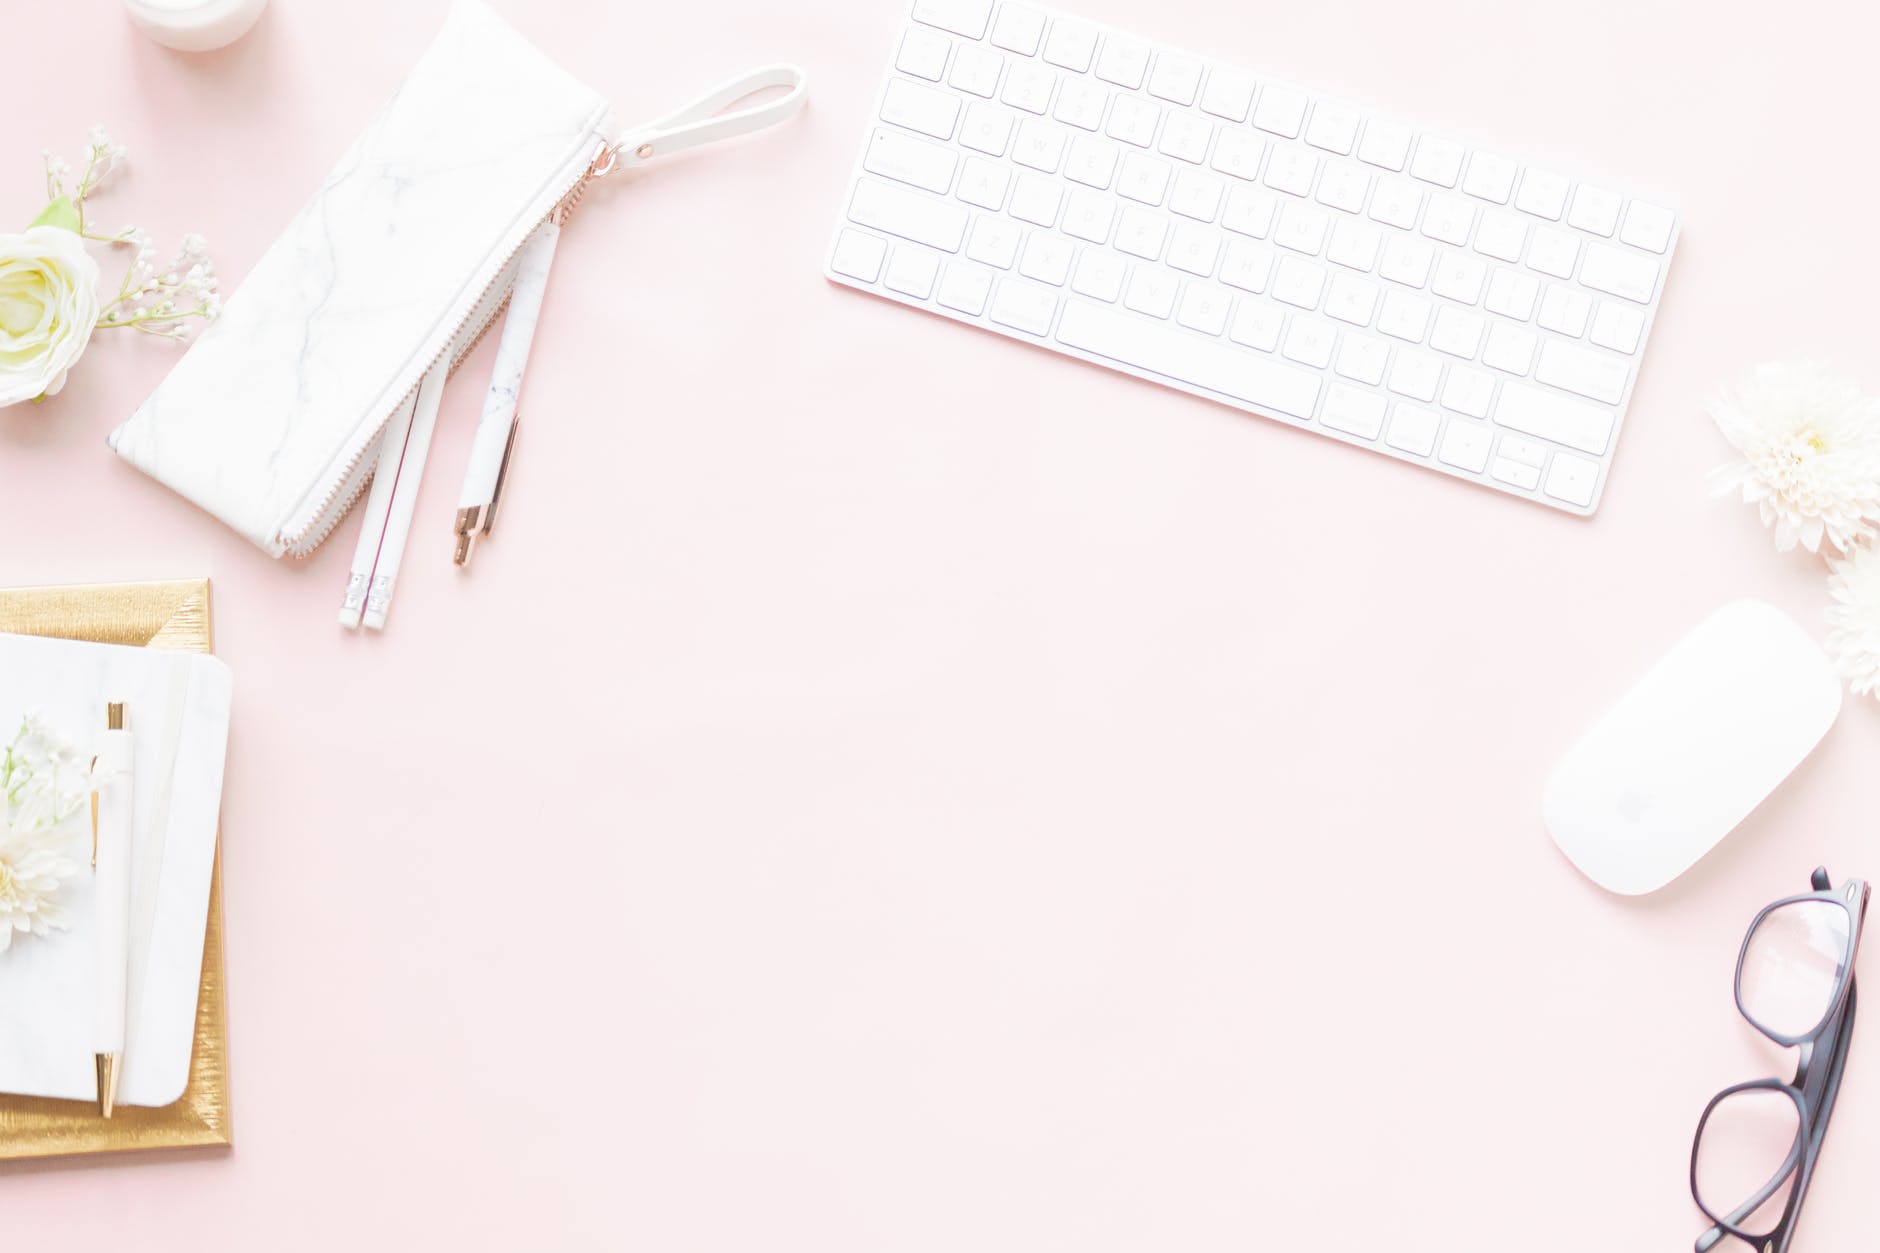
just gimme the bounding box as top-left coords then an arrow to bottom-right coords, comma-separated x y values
108,0 -> 615,556
0,634 -> 232,1108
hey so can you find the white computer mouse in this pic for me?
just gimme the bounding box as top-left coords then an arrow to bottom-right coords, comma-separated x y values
1543,599 -> 1842,895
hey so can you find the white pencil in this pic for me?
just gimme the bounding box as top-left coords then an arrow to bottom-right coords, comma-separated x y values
339,389 -> 420,629
362,358 -> 448,630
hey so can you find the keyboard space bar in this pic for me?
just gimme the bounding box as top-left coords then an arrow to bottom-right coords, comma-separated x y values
1056,300 -> 1322,420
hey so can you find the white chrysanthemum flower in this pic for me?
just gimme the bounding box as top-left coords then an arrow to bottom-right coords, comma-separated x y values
1827,542 -> 1880,697
0,714 -> 92,952
0,827 -> 82,953
1710,362 -> 1880,554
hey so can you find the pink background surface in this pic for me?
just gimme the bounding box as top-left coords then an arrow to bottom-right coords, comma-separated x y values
4,0 -> 1880,1246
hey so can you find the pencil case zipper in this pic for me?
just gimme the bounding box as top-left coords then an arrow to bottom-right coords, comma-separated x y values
279,136 -> 613,558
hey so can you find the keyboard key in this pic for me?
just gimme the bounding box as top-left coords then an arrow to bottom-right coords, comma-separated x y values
1169,168 -> 1225,221
1117,151 -> 1173,204
1496,433 -> 1549,468
850,178 -> 968,251
1421,194 -> 1474,246
1376,289 -> 1431,343
1441,365 -> 1494,418
1001,61 -> 1056,113
1496,380 -> 1614,454
1326,218 -> 1383,271
1409,135 -> 1465,187
1378,236 -> 1435,287
1272,255 -> 1327,309
1567,184 -> 1622,236
1252,84 -> 1310,138
865,127 -> 959,194
1334,332 -> 1389,385
1222,185 -> 1279,237
1199,69 -> 1256,122
1387,351 -> 1442,402
1147,52 -> 1203,105
830,228 -> 887,282
1579,243 -> 1660,303
959,102 -> 1014,155
1282,315 -> 1337,368
1159,112 -> 1214,164
1590,301 -> 1645,354
1480,323 -> 1537,375
1210,130 -> 1266,181
1321,382 -> 1387,438
989,277 -> 1058,334
950,44 -> 1004,97
1071,247 -> 1127,301
914,0 -> 993,39
966,214 -> 1021,267
1009,173 -> 1063,225
1316,164 -> 1370,214
1107,95 -> 1161,146
1431,307 -> 1485,359
989,2 -> 1044,52
1219,238 -> 1275,292
1537,285 -> 1591,336
1094,35 -> 1150,88
1460,151 -> 1517,204
1042,18 -> 1098,71
897,27 -> 952,81
937,260 -> 994,314
883,78 -> 962,139
1534,339 -> 1628,404
1430,252 -> 1487,304
956,156 -> 1009,209
1056,299 -> 1323,417
1167,222 -> 1222,276
1229,299 -> 1284,351
1543,451 -> 1600,507
1620,200 -> 1676,254
1053,76 -> 1109,129
1438,419 -> 1492,472
1175,282 -> 1232,335
1325,272 -> 1378,326
1305,102 -> 1362,155
885,243 -> 941,297
1357,119 -> 1413,171
1527,227 -> 1579,280
1275,201 -> 1331,254
1013,117 -> 1068,171
1514,168 -> 1569,220
1473,210 -> 1527,263
1062,188 -> 1116,241
1264,148 -> 1319,197
1116,206 -> 1170,259
1483,268 -> 1539,320
1065,135 -> 1120,188
1386,402 -> 1440,454
1368,177 -> 1423,230
1019,232 -> 1074,284
1490,454 -> 1542,490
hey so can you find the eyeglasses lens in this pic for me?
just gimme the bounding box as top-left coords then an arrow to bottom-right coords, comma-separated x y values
1740,900 -> 1851,1039
1694,1087 -> 1802,1234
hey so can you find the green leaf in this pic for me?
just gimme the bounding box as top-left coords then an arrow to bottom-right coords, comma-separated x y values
27,195 -> 80,234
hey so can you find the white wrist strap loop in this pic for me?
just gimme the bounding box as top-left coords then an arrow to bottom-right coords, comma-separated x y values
617,64 -> 808,168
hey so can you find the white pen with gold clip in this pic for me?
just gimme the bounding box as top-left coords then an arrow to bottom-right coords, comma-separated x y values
92,701 -> 134,1117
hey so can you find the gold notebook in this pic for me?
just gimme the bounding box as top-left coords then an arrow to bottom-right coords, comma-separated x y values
0,579 -> 230,1161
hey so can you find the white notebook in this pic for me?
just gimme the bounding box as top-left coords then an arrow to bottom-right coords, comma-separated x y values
0,633 -> 233,1108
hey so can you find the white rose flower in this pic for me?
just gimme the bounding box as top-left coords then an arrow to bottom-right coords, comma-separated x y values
0,225 -> 101,406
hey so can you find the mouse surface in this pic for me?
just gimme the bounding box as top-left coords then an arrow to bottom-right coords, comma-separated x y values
1543,600 -> 1842,895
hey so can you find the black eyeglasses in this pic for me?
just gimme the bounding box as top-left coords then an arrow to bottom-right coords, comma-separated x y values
1691,868 -> 1869,1253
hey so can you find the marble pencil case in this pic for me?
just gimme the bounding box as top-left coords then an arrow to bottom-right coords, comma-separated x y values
108,0 -> 616,557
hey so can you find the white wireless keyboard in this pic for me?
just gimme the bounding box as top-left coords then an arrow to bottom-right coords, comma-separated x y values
825,0 -> 1680,513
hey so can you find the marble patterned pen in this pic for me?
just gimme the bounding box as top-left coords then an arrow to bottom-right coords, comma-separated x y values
454,222 -> 558,565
